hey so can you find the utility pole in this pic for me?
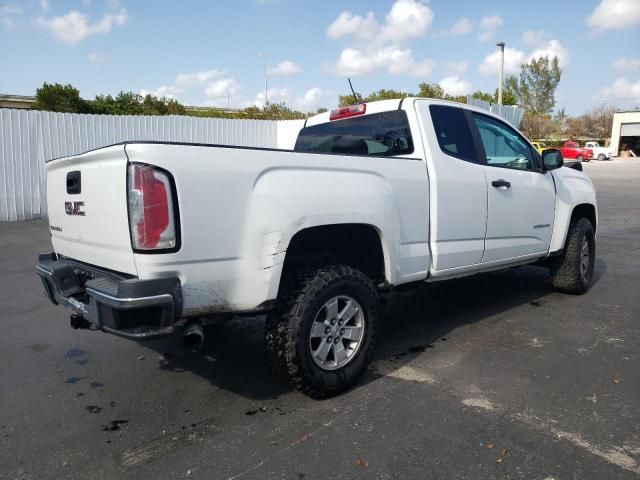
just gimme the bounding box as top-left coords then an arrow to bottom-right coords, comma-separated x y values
258,53 -> 268,105
496,41 -> 505,105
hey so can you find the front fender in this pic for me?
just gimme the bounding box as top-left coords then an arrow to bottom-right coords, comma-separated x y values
549,167 -> 598,253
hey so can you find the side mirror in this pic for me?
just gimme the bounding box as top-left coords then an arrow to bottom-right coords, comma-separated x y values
542,148 -> 564,171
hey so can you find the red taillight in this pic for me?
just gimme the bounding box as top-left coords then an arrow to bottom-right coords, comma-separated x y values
329,103 -> 366,121
128,164 -> 176,250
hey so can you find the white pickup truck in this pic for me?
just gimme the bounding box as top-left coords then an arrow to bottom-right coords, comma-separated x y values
584,141 -> 612,161
37,99 -> 598,398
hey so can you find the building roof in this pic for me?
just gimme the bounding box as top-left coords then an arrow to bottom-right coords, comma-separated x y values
0,94 -> 36,102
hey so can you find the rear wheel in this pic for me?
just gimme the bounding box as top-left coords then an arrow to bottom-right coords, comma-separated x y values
265,265 -> 379,398
550,218 -> 595,294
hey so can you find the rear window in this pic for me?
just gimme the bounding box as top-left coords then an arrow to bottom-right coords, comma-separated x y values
294,110 -> 414,157
429,105 -> 477,163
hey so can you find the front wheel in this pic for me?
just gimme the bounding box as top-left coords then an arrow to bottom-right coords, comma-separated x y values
597,153 -> 606,161
265,265 -> 379,398
550,218 -> 595,294
576,155 -> 585,162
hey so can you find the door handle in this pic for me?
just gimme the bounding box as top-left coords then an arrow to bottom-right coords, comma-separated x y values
491,179 -> 511,188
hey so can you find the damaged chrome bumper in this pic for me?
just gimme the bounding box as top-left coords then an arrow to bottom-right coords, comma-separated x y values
36,253 -> 182,341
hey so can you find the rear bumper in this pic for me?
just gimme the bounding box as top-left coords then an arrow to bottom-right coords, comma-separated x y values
36,253 -> 182,341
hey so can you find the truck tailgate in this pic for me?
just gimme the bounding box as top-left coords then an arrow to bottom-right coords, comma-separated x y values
46,145 -> 137,275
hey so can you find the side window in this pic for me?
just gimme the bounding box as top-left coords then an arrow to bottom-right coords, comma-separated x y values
472,113 -> 535,171
429,105 -> 477,163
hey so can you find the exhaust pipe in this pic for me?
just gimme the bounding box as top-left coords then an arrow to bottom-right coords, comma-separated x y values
183,323 -> 204,350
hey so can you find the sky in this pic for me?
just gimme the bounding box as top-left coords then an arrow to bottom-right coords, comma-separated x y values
0,0 -> 639,115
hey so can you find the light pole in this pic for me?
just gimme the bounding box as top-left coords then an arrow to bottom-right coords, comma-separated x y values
496,41 -> 505,106
257,53 -> 268,106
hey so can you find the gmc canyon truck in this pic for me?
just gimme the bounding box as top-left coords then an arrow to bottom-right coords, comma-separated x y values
37,99 -> 598,398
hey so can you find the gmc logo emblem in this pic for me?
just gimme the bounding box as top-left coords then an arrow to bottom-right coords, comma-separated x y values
65,201 -> 85,216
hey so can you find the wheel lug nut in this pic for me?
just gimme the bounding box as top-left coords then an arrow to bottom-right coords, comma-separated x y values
334,337 -> 340,344
331,319 -> 336,325
340,328 -> 345,335
325,326 -> 331,334
327,336 -> 332,343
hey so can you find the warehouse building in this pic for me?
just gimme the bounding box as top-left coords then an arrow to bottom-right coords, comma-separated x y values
610,111 -> 640,157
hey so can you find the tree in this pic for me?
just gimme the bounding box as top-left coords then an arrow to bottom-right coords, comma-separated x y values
33,83 -> 92,113
417,82 -> 445,99
494,87 -> 517,106
92,92 -> 186,116
520,111 -> 555,140
505,56 -> 562,114
583,103 -> 615,140
471,90 -> 494,103
565,116 -> 587,139
339,88 -> 412,106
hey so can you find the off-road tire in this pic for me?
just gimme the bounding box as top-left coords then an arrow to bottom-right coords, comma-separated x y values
550,217 -> 595,294
265,265 -> 379,399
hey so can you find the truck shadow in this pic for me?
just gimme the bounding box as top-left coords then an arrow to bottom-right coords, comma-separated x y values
147,261 -> 606,401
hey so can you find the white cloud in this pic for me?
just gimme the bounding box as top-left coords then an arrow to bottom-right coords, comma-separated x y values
37,8 -> 128,45
88,52 -> 104,62
142,69 -> 240,106
477,14 -> 502,42
0,5 -> 21,30
439,76 -> 471,96
612,57 -> 640,73
522,30 -> 548,47
267,60 -> 302,75
586,0 -> 640,31
444,60 -> 469,75
252,86 -> 291,108
140,86 -> 180,99
411,58 -> 436,77
598,77 -> 640,104
478,37 -> 568,77
450,17 -> 473,35
175,69 -> 224,88
296,87 -> 325,111
334,46 -> 433,77
204,79 -> 240,106
527,39 -> 569,67
39,0 -> 49,12
249,86 -> 330,112
327,0 -> 433,45
327,11 -> 378,40
327,0 -> 434,77
478,46 -> 525,76
381,0 -> 433,43
0,5 -> 21,15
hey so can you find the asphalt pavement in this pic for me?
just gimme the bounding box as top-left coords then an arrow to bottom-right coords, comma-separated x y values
1,158 -> 639,480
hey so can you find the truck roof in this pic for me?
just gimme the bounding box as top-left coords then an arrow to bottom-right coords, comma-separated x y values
304,97 -> 519,128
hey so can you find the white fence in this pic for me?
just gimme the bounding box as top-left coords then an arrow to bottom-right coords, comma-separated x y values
1,100 -> 520,222
0,109 -> 302,222
466,96 -> 524,127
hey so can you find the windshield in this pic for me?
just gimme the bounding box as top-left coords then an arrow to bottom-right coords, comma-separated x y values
294,110 -> 414,156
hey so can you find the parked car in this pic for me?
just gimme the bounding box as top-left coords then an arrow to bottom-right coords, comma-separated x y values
584,141 -> 612,161
36,99 -> 598,398
531,141 -> 547,154
559,141 -> 593,162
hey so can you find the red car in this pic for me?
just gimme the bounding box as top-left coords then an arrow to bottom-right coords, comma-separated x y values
559,141 -> 593,162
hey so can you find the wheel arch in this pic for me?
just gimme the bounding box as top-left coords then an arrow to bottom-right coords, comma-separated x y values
272,223 -> 391,299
